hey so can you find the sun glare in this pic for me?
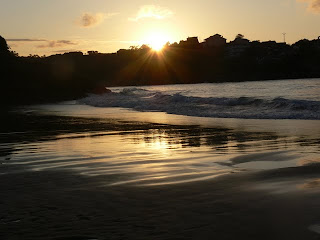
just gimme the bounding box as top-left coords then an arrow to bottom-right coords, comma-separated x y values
145,32 -> 171,51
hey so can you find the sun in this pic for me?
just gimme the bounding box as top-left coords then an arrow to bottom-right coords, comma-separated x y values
145,32 -> 171,51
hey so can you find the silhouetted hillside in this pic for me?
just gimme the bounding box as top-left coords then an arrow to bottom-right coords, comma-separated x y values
1,34 -> 320,106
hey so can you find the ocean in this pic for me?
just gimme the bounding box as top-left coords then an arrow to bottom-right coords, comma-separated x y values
81,78 -> 320,120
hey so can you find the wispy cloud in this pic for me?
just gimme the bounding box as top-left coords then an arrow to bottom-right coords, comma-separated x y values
129,5 -> 174,21
6,38 -> 78,49
37,40 -> 78,48
53,49 -> 81,53
298,0 -> 320,13
77,12 -> 118,28
7,38 -> 46,42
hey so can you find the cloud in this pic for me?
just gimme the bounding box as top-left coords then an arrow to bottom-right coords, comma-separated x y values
129,5 -> 174,21
37,40 -> 78,48
7,38 -> 46,42
53,49 -> 80,53
6,39 -> 77,49
79,13 -> 105,27
298,0 -> 320,13
6,38 -> 46,48
77,12 -> 118,27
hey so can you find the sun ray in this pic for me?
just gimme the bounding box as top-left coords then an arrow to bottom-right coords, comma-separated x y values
144,31 -> 171,51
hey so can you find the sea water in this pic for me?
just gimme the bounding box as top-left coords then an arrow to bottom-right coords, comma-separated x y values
81,78 -> 320,120
1,79 -> 320,186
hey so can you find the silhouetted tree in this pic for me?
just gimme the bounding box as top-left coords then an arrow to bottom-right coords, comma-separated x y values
235,34 -> 244,39
139,44 -> 151,50
0,35 -> 9,54
129,46 -> 139,51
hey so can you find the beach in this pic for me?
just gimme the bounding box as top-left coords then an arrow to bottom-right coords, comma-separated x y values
1,79 -> 320,239
1,109 -> 320,239
1,160 -> 320,240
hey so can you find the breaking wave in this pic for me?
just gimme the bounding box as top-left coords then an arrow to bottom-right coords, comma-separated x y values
78,88 -> 320,120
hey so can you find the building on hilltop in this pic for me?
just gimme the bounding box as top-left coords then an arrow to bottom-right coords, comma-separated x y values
203,34 -> 227,48
186,37 -> 200,45
226,35 -> 250,57
179,37 -> 200,48
261,41 -> 277,47
63,51 -> 83,57
231,37 -> 250,46
87,51 -> 99,55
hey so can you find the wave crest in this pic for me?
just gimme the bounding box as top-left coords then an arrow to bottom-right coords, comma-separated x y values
78,88 -> 320,120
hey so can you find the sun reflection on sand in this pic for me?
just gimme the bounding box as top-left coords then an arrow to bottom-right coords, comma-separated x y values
297,178 -> 320,190
6,128 -> 235,185
2,115 -> 320,187
298,157 -> 320,166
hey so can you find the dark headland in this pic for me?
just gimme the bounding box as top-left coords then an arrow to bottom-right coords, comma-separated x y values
1,34 -> 320,105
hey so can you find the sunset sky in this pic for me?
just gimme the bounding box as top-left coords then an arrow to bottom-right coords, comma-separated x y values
1,0 -> 319,56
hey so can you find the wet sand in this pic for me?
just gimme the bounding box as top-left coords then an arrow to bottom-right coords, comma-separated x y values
1,164 -> 320,240
1,110 -> 320,239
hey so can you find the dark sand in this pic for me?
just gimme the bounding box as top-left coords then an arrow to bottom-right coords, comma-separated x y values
1,165 -> 320,240
1,112 -> 320,239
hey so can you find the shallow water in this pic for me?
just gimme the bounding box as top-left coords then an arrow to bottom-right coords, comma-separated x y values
1,107 -> 319,186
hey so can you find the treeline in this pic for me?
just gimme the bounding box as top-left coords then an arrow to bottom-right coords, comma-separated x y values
0,34 -> 320,105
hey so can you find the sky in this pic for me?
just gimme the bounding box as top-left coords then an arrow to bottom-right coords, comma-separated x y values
0,0 -> 319,56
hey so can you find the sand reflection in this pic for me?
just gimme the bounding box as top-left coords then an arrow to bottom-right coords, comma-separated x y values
1,114 -> 320,186
298,178 -> 320,190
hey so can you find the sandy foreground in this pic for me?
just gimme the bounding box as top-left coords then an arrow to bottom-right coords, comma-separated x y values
1,164 -> 320,240
1,112 -> 320,239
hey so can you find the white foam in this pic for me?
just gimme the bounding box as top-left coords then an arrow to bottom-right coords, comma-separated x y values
78,88 -> 320,120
